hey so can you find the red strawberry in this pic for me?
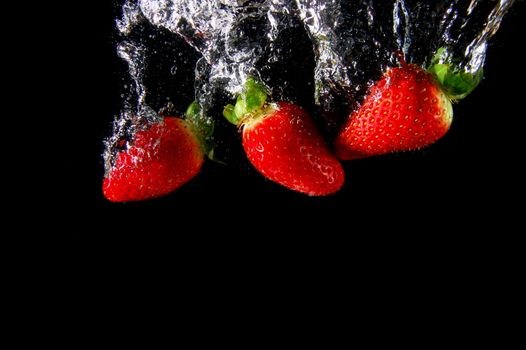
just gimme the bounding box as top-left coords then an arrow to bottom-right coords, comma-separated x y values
103,102 -> 211,202
334,50 -> 482,160
224,78 -> 344,196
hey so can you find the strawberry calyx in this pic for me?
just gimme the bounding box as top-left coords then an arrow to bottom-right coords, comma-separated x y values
223,77 -> 270,126
427,47 -> 483,101
184,101 -> 215,160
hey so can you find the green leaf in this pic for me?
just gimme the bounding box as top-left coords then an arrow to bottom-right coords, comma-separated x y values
429,63 -> 483,100
207,148 -> 227,165
429,64 -> 448,85
429,47 -> 448,66
222,77 -> 269,125
244,78 -> 268,111
234,97 -> 248,122
185,101 -> 201,120
428,47 -> 483,100
223,104 -> 238,125
185,101 -> 215,159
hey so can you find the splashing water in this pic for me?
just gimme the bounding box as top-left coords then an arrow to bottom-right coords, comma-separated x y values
295,0 -> 516,125
104,0 -> 515,172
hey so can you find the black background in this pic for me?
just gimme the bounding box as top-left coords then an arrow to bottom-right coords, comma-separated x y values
69,1 -> 525,248
38,3 -> 523,326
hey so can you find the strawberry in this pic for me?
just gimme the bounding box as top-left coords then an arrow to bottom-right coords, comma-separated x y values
334,49 -> 483,160
223,78 -> 344,196
103,102 -> 212,202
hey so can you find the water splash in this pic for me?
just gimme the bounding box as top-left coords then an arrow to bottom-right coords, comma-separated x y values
138,0 -> 272,96
104,0 -> 516,171
103,39 -> 161,174
296,0 -> 516,124
462,0 -> 516,72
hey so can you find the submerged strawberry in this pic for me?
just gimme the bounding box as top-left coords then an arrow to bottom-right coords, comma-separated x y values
223,78 -> 344,196
103,102 -> 212,202
334,49 -> 483,160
